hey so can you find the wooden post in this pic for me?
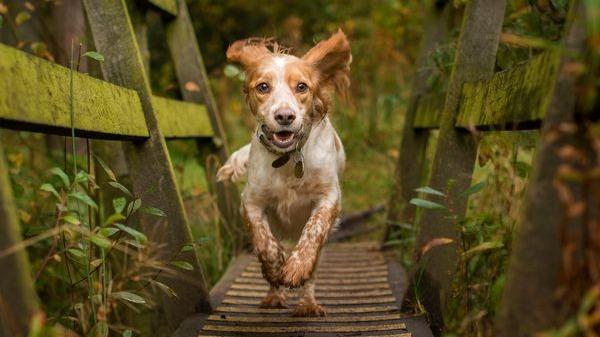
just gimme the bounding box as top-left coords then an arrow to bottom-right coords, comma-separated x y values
0,143 -> 40,337
408,0 -> 506,332
163,0 -> 245,249
496,2 -> 594,336
385,1 -> 450,240
82,0 -> 211,330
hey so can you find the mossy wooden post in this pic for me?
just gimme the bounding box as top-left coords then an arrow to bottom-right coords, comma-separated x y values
409,0 -> 506,332
0,144 -> 40,337
496,2 -> 593,336
82,0 -> 212,330
386,1 -> 449,240
164,0 -> 244,248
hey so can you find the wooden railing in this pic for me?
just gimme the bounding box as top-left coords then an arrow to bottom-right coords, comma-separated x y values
386,0 -> 595,336
0,0 -> 242,336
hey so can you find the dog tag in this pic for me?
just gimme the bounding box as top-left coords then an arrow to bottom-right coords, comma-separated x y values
272,153 -> 290,168
293,151 -> 304,178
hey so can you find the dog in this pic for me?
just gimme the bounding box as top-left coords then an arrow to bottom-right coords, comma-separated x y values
216,29 -> 351,316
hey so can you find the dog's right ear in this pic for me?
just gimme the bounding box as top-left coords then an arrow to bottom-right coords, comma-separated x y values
226,39 -> 270,69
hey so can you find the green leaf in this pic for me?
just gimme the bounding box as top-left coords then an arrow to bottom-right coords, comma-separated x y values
0,15 -> 3,29
108,181 -> 133,198
409,198 -> 446,210
115,223 -> 147,244
99,227 -> 119,237
74,171 -> 89,184
61,214 -> 81,225
83,51 -> 105,62
103,213 -> 126,226
67,248 -> 86,259
90,234 -> 112,249
171,260 -> 194,271
14,11 -> 31,26
113,197 -> 126,214
50,167 -> 70,187
414,186 -> 445,197
224,64 -> 241,77
68,191 -> 98,209
122,330 -> 133,337
126,198 -> 142,217
89,321 -> 109,337
140,206 -> 166,217
40,183 -> 59,198
461,241 -> 503,260
152,281 -> 177,297
111,291 -> 146,304
180,245 -> 194,253
461,181 -> 486,197
94,155 -> 116,181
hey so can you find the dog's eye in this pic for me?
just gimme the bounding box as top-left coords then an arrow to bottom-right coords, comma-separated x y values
296,82 -> 308,93
256,82 -> 270,94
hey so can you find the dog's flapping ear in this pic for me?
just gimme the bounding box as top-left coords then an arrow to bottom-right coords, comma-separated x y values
302,29 -> 352,100
226,39 -> 271,69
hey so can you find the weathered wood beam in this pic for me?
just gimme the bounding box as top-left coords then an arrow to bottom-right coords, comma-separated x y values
412,51 -> 559,131
496,2 -> 594,336
153,96 -> 212,139
385,2 -> 450,240
0,143 -> 40,337
0,43 -> 148,140
456,50 -> 559,130
147,0 -> 177,16
0,43 -> 213,139
82,0 -> 212,332
410,0 -> 506,333
164,0 -> 245,249
412,92 -> 445,129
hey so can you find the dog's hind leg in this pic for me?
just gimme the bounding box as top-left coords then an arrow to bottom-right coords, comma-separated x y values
293,277 -> 325,317
216,143 -> 250,182
260,285 -> 287,308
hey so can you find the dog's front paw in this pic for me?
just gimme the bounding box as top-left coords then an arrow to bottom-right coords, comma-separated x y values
281,253 -> 313,288
293,302 -> 326,317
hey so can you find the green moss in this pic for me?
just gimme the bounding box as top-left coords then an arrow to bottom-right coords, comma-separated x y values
413,92 -> 444,129
0,43 -> 149,139
153,96 -> 213,138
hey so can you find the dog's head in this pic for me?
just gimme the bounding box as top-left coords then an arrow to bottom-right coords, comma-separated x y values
226,30 -> 351,152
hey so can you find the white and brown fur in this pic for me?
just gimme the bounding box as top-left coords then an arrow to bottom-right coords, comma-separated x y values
217,30 -> 351,316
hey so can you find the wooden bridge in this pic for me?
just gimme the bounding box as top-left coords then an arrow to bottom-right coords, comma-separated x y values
0,0 -> 596,337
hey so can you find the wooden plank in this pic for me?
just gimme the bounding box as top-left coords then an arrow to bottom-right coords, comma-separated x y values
230,282 -> 391,291
245,264 -> 388,273
234,276 -> 390,285
407,0 -> 506,333
82,0 -> 211,331
385,2 -> 450,241
164,0 -> 244,249
456,51 -> 559,129
152,96 -> 213,138
0,143 -> 40,337
202,323 -> 407,333
412,92 -> 445,129
147,0 -> 177,16
240,270 -> 388,279
215,305 -> 399,315
495,2 -> 594,336
0,43 -> 148,140
207,313 -> 403,323
221,297 -> 397,306
225,289 -> 393,298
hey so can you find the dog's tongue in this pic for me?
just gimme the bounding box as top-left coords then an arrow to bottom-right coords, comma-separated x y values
274,131 -> 293,142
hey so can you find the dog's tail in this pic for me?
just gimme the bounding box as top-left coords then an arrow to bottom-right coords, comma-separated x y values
216,143 -> 251,183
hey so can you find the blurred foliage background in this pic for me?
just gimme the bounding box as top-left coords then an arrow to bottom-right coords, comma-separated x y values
1,0 -> 599,336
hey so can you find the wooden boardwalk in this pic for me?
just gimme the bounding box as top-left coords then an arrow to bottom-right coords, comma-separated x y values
172,243 -> 432,337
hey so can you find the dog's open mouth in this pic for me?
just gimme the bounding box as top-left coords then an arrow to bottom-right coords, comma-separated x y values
272,130 -> 296,148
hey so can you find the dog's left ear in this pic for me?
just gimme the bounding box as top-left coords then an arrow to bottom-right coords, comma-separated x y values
302,29 -> 352,100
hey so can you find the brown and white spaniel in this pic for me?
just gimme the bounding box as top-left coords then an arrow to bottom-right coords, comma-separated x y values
217,30 -> 351,316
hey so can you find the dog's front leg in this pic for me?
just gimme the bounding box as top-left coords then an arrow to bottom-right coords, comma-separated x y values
282,192 -> 340,288
241,202 -> 287,307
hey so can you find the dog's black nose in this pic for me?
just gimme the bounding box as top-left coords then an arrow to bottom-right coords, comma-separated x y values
275,109 -> 296,126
